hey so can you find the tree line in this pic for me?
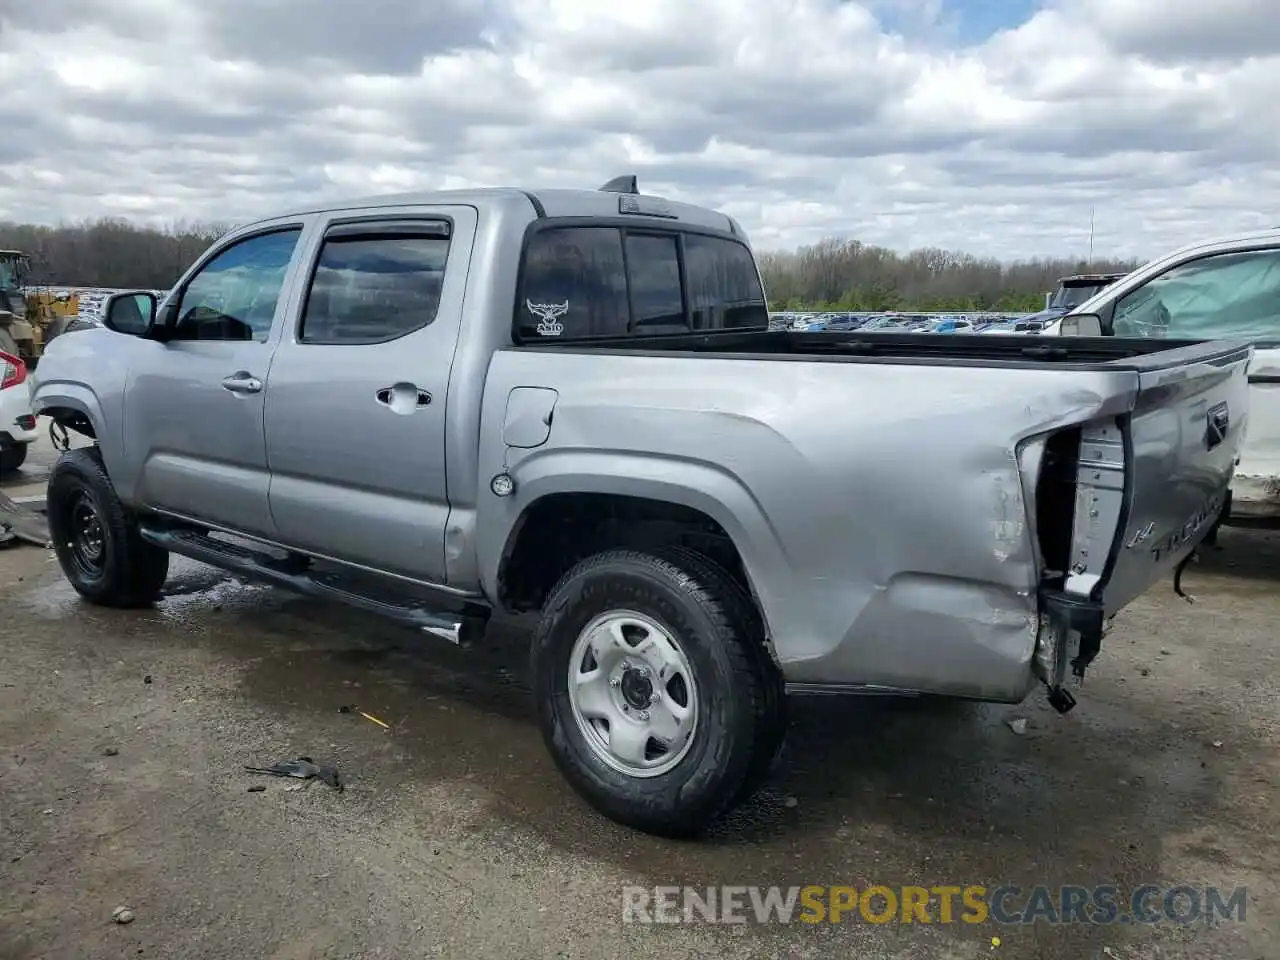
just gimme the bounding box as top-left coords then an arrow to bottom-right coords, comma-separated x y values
0,217 -> 1143,312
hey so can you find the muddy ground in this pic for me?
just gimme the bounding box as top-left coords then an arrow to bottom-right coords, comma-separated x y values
2,440 -> 1278,959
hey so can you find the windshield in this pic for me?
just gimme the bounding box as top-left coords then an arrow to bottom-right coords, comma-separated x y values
0,257 -> 24,291
1049,284 -> 1106,310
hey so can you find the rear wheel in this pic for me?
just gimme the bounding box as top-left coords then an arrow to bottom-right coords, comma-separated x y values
531,548 -> 782,837
0,443 -> 27,474
47,447 -> 169,607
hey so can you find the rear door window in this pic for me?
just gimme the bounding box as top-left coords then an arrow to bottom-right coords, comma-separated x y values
300,223 -> 450,344
1111,249 -> 1280,341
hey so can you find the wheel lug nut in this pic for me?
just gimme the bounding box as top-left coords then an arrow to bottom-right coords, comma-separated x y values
637,710 -> 650,721
609,677 -> 620,687
650,693 -> 660,705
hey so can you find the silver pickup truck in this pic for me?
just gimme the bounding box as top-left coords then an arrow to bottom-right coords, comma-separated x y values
31,177 -> 1250,836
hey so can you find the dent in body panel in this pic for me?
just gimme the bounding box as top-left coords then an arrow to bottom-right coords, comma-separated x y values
477,349 -> 1140,698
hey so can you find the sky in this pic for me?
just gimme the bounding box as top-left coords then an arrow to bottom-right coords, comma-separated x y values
0,0 -> 1276,262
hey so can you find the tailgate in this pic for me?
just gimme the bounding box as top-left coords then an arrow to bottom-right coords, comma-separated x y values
1066,341 -> 1251,615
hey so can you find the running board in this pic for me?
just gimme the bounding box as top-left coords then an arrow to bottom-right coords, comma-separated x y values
139,525 -> 488,645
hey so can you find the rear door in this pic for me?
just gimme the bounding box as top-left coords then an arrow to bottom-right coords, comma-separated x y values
1105,244 -> 1280,520
262,206 -> 476,584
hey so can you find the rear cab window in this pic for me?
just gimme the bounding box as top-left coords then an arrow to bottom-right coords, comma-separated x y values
515,223 -> 768,342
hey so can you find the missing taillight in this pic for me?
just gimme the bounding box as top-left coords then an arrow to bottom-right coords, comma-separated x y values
1034,426 -> 1081,589
0,350 -> 26,390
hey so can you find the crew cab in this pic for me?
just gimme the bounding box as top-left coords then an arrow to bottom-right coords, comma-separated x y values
1041,228 -> 1280,525
30,178 -> 1251,836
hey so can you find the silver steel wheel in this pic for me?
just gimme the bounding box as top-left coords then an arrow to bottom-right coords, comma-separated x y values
567,609 -> 699,778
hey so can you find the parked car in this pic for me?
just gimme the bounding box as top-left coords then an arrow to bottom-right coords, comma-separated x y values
1041,228 -> 1280,526
0,348 -> 37,474
32,178 -> 1251,836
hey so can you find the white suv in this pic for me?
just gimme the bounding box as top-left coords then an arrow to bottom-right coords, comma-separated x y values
1042,227 -> 1280,523
0,348 -> 38,474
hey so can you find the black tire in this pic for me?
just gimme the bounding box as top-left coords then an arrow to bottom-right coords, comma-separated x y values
47,447 -> 169,607
531,548 -> 780,837
653,546 -> 788,805
0,442 -> 27,474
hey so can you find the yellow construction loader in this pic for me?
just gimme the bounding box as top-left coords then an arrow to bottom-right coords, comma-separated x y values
0,250 -> 81,366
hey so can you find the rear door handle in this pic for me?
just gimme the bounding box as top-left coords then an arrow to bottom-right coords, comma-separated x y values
221,372 -> 263,394
375,385 -> 431,408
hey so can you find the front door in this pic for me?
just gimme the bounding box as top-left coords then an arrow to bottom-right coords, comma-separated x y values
263,206 -> 476,584
124,224 -> 309,537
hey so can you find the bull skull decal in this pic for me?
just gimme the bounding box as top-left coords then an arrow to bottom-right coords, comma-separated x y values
526,299 -> 569,336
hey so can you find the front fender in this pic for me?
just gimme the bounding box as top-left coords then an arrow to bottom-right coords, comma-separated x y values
474,448 -> 790,633
30,328 -> 132,496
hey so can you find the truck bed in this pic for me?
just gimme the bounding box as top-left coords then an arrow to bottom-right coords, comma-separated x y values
520,329 -> 1252,370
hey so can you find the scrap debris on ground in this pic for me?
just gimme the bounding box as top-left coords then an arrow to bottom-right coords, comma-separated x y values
0,492 -> 48,548
244,756 -> 344,791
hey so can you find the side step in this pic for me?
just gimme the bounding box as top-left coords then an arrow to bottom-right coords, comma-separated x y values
139,525 -> 488,645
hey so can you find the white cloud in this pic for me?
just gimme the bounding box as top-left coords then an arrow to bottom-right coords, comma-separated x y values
0,0 -> 1276,261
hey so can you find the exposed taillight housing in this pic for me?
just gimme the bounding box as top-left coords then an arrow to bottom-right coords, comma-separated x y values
0,350 -> 26,390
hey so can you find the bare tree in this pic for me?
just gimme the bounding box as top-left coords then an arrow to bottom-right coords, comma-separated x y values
0,217 -> 1142,312
0,218 -> 230,290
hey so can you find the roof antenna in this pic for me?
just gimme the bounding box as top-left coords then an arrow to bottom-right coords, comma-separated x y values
598,175 -> 639,195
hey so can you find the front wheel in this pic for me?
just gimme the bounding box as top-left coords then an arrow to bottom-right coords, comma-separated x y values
531,548 -> 782,837
47,447 -> 169,607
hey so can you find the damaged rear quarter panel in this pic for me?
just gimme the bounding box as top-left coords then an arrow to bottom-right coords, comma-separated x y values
477,349 -> 1139,701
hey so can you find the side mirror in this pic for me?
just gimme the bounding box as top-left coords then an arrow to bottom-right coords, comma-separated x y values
102,292 -> 157,337
1059,313 -> 1103,337
1045,292 -> 1052,309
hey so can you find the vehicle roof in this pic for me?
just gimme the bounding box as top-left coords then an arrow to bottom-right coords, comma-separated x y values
1145,226 -> 1280,262
247,184 -> 740,237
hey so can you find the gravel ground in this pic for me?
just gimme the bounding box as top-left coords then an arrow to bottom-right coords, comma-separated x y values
2,434 -> 1278,958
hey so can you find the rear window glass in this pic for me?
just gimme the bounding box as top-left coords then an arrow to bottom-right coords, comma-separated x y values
684,234 -> 768,330
518,227 -> 629,339
516,225 -> 767,341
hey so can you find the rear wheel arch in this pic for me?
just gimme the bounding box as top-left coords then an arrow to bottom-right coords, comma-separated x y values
496,491 -> 771,640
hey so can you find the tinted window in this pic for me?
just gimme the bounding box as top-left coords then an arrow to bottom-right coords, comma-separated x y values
684,234 -> 768,330
518,227 -> 628,339
1112,249 -> 1280,340
625,234 -> 685,333
175,229 -> 301,342
300,233 -> 450,343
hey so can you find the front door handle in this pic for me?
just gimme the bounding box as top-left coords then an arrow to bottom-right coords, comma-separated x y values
375,384 -> 431,409
221,372 -> 263,394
